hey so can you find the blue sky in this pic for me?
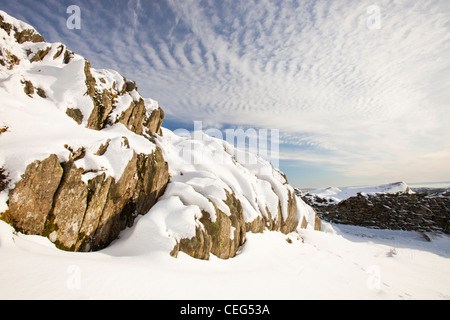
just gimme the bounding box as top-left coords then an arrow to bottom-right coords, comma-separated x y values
1,0 -> 449,188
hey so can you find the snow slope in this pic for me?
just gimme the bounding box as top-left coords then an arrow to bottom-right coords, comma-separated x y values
306,182 -> 413,204
1,219 -> 449,300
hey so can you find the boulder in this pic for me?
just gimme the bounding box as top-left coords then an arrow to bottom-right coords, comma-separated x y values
6,155 -> 63,235
3,148 -> 169,252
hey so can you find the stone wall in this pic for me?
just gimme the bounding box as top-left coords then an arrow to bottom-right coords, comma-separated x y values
302,192 -> 450,235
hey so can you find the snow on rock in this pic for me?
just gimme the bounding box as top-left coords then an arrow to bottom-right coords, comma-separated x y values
153,129 -> 321,259
0,10 -> 164,186
0,10 -> 169,253
0,11 -> 448,300
0,10 -> 320,261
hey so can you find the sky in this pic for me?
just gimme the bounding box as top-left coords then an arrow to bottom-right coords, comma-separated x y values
1,0 -> 449,188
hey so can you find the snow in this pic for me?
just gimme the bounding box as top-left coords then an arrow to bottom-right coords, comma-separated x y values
0,17 -> 157,186
154,128 -> 301,230
144,196 -> 203,242
0,10 -> 314,256
0,10 -> 35,32
145,128 -> 320,243
0,219 -> 449,300
307,182 -> 413,204
1,10 -> 448,300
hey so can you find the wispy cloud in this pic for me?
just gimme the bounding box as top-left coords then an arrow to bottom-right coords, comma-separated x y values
2,0 -> 449,186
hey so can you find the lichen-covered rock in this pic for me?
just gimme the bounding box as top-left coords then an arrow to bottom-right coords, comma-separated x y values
21,79 -> 34,96
7,155 -> 63,235
166,189 -> 247,260
30,46 -> 51,62
49,161 -> 88,250
117,98 -> 164,136
66,108 -> 84,125
170,187 -> 313,260
198,191 -> 246,259
83,61 -> 164,136
146,107 -> 165,136
89,149 -> 168,250
85,61 -> 112,130
243,190 -> 299,235
75,173 -> 113,251
1,48 -> 20,70
119,99 -> 148,135
3,148 -> 169,252
280,190 -> 299,234
14,28 -> 45,44
172,226 -> 211,260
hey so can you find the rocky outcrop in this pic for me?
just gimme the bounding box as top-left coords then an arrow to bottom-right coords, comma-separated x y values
171,188 -> 317,260
5,155 -> 63,235
14,28 -> 45,44
303,192 -> 450,235
84,61 -> 112,130
78,148 -> 169,251
3,148 -> 169,252
0,14 -> 44,44
199,191 -> 247,259
0,10 -> 321,261
245,190 -> 300,234
84,61 -> 164,135
147,107 -> 165,136
118,99 -> 164,136
0,11 -> 171,252
169,191 -> 246,260
0,10 -> 172,255
173,227 -> 212,260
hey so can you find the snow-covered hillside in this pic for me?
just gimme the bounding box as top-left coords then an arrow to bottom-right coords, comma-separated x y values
304,181 -> 413,205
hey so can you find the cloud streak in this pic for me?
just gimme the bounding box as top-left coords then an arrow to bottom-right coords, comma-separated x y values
1,0 -> 449,186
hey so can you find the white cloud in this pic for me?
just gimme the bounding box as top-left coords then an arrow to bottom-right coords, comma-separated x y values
3,0 -> 448,184
150,0 -> 450,182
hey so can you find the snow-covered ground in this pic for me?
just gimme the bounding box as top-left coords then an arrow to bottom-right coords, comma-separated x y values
1,218 -> 449,300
